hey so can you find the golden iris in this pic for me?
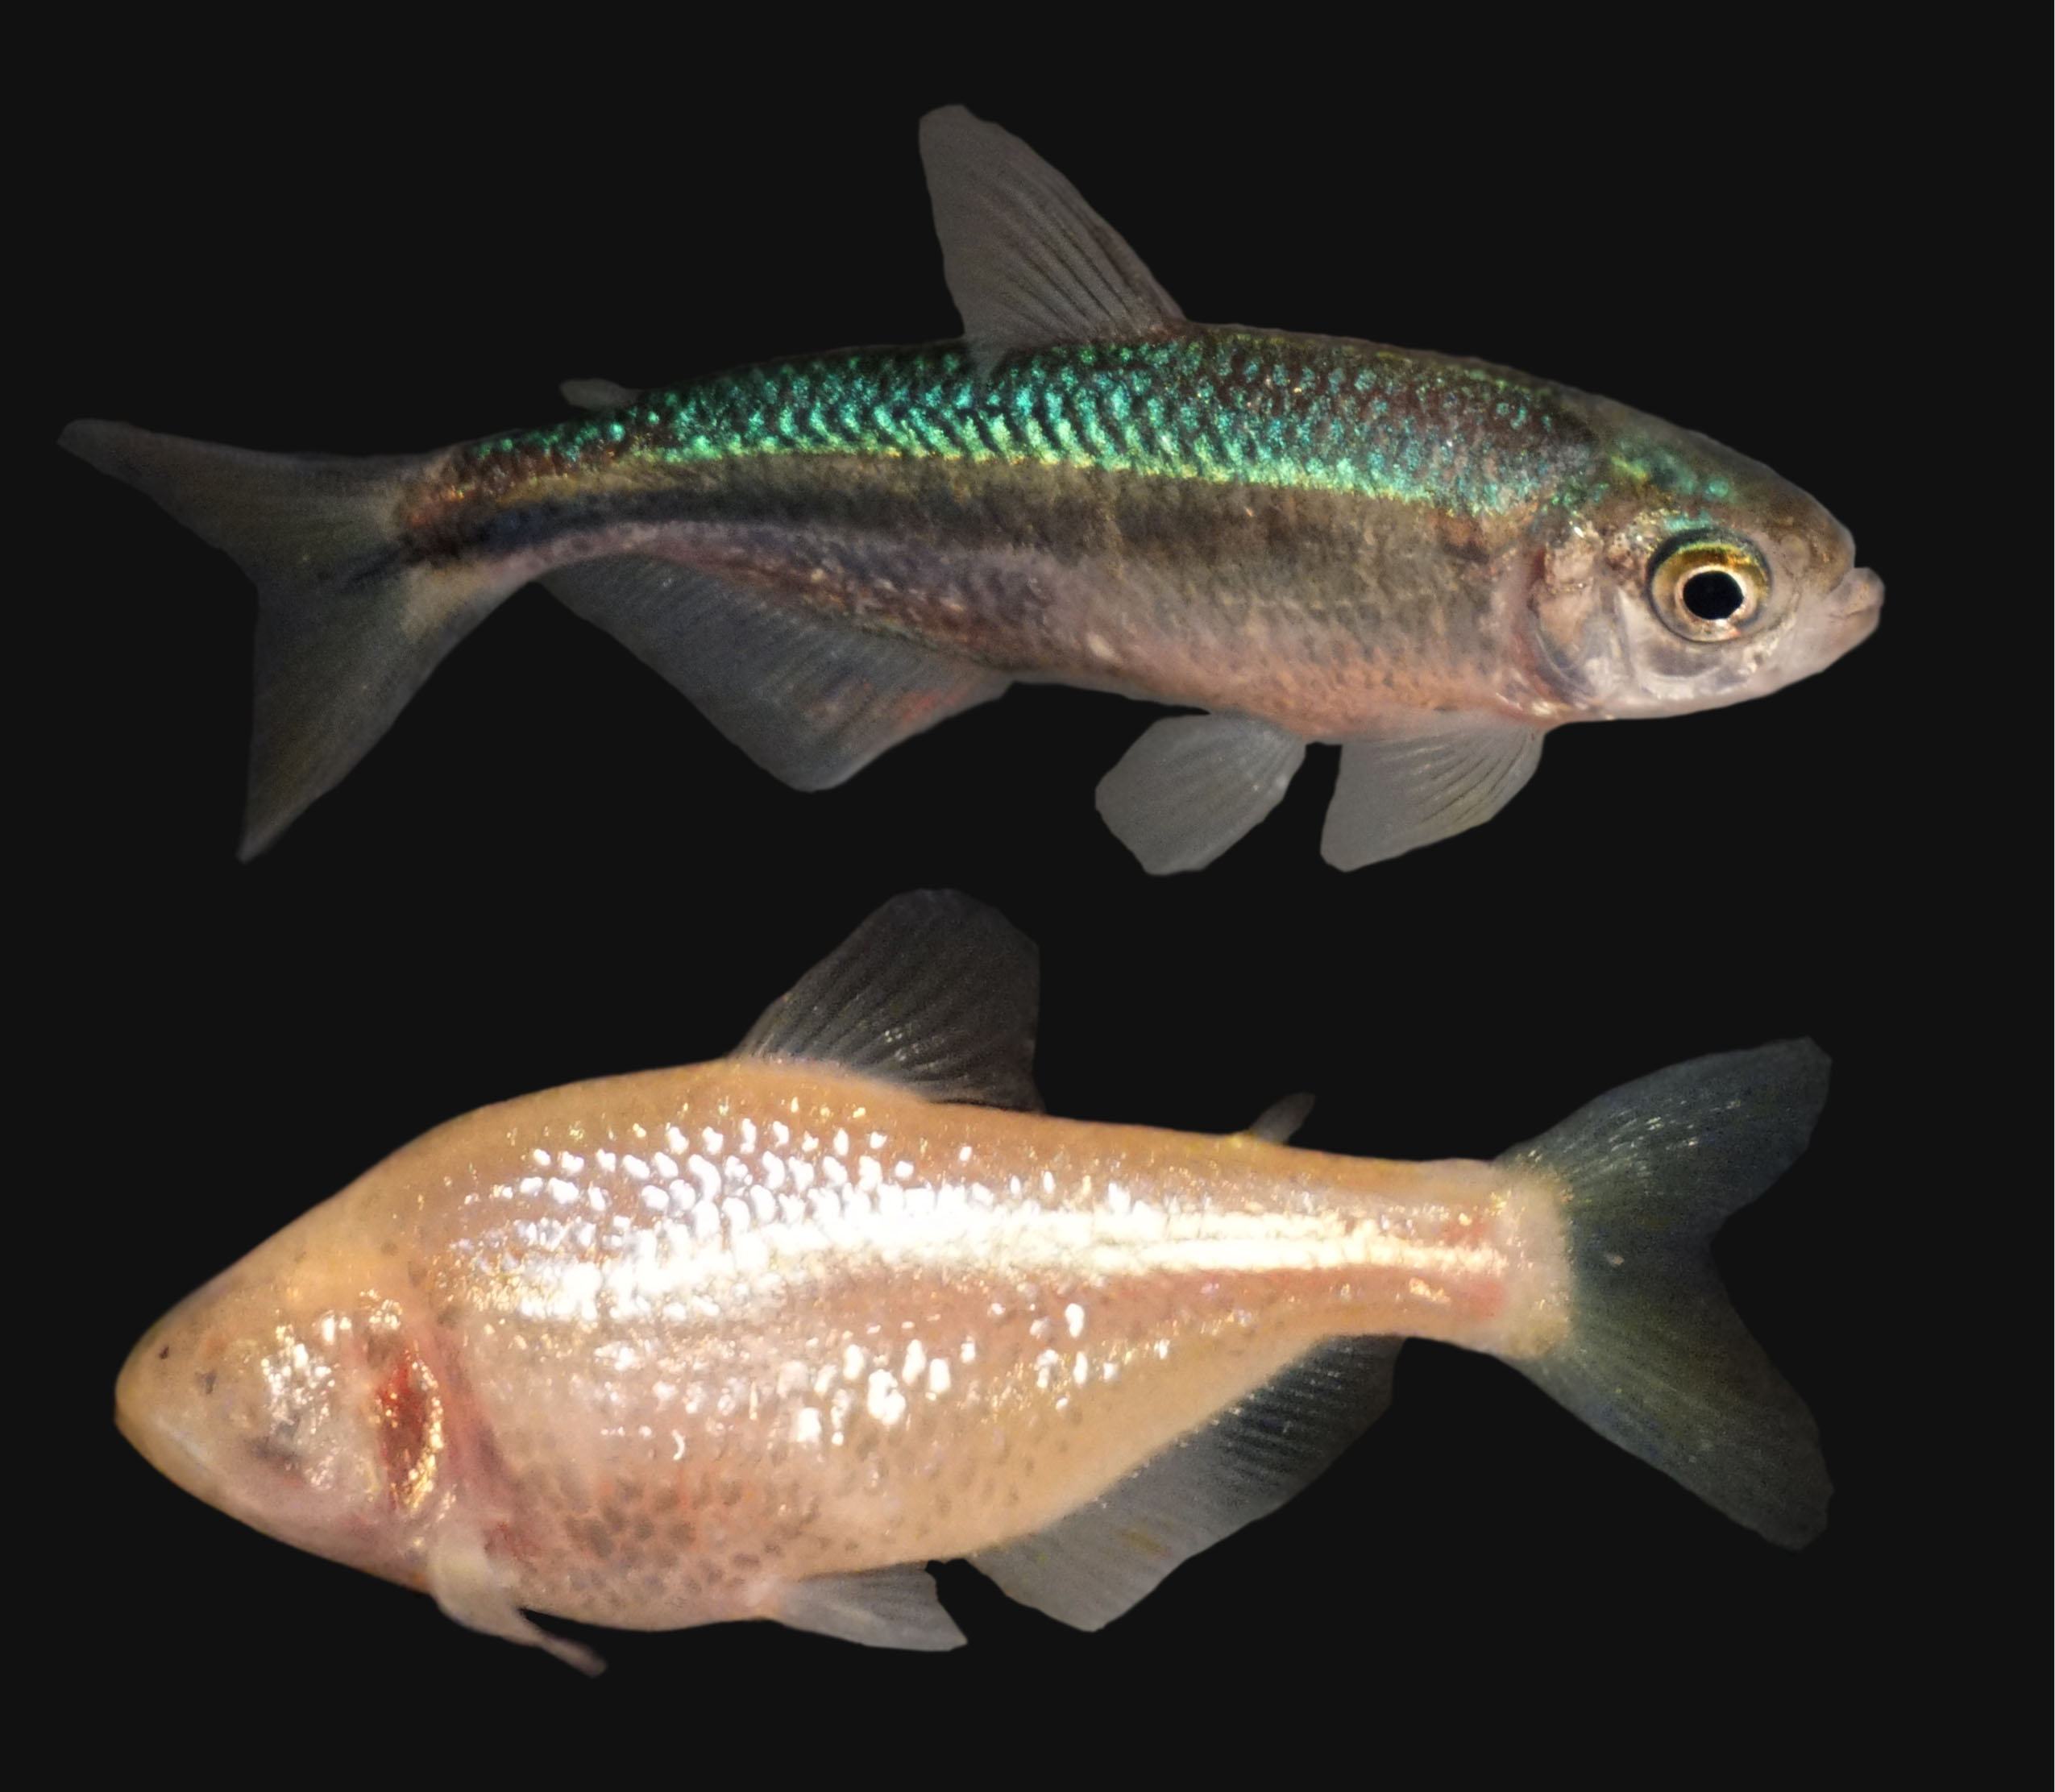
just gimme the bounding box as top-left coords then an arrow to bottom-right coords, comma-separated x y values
1648,535 -> 1770,641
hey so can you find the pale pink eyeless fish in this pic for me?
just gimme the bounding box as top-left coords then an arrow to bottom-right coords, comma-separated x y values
114,893 -> 1831,1671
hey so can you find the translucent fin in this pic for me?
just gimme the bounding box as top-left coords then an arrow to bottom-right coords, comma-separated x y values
777,1566 -> 965,1651
559,378 -> 642,411
60,419 -> 508,857
973,1337 -> 1398,1629
543,557 -> 1009,790
424,1526 -> 604,1674
918,105 -> 1185,372
739,890 -> 1041,1111
1096,712 -> 1307,874
1321,718 -> 1542,870
1244,1092 -> 1314,1144
1498,1042 -> 1833,1548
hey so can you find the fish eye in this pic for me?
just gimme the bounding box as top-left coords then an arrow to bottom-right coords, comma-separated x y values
1648,536 -> 1769,641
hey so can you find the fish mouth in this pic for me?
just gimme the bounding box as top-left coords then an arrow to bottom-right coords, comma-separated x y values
1825,565 -> 1884,635
114,1300 -> 230,1511
114,1387 -> 208,1498
117,1383 -> 214,1506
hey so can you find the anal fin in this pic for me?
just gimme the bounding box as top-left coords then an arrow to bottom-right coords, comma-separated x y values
777,1565 -> 966,1651
1096,711 -> 1307,873
544,557 -> 1010,791
971,1336 -> 1399,1630
1322,716 -> 1542,869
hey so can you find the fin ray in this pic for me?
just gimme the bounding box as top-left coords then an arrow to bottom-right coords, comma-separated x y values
777,1565 -> 965,1651
1097,711 -> 1307,873
424,1527 -> 604,1674
739,891 -> 1041,1111
919,106 -> 1184,371
543,557 -> 1009,791
1321,716 -> 1542,869
60,419 -> 508,857
972,1337 -> 1399,1629
1498,1041 -> 1832,1547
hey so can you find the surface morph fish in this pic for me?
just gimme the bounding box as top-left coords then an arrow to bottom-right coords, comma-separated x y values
62,108 -> 1880,870
117,893 -> 1832,1670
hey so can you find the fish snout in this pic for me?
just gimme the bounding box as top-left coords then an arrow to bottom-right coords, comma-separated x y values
1820,564 -> 1884,651
114,1278 -> 238,1509
1828,565 -> 1884,624
116,1329 -> 195,1495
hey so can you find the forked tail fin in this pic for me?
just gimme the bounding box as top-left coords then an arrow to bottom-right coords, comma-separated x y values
60,420 -> 514,856
1497,1041 -> 1833,1547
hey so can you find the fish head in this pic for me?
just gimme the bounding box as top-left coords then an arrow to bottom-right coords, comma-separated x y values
1525,418 -> 1882,717
115,1216 -> 447,1584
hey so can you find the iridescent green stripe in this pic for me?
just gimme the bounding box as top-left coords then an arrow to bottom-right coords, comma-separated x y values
478,331 -> 1596,518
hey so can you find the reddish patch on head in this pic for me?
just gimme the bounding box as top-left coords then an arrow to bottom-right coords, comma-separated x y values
374,1343 -> 446,1513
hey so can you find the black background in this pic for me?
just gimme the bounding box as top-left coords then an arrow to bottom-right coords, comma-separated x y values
49,23 -> 2028,1778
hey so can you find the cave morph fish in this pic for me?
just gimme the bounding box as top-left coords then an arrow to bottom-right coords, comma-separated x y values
62,108 -> 1880,870
116,892 -> 1833,1670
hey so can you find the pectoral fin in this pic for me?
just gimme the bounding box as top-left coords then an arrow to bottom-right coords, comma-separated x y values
1321,718 -> 1542,870
777,1566 -> 966,1651
972,1337 -> 1400,1629
544,557 -> 1009,792
739,891 -> 1042,1112
919,106 -> 1184,372
423,1527 -> 603,1674
1096,712 -> 1308,873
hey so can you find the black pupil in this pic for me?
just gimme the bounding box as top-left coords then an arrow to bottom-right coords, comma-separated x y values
1682,569 -> 1746,621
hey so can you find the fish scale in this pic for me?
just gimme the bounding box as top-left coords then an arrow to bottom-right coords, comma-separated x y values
404,335 -> 1605,731
457,335 -> 1593,522
437,1062 -> 1530,1629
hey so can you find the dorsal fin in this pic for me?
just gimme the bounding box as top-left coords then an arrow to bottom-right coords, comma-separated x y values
918,106 -> 1185,372
738,891 -> 1042,1111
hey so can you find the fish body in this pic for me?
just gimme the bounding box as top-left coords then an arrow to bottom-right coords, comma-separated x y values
418,332 -> 1831,726
428,336 -> 1575,733
115,894 -> 1833,1667
61,109 -> 1880,869
127,1061 -> 1554,1639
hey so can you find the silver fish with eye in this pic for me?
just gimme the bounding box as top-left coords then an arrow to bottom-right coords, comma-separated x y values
61,108 -> 1880,869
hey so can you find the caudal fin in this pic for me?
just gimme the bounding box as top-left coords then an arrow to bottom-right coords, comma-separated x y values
1498,1041 -> 1833,1547
60,420 -> 512,856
